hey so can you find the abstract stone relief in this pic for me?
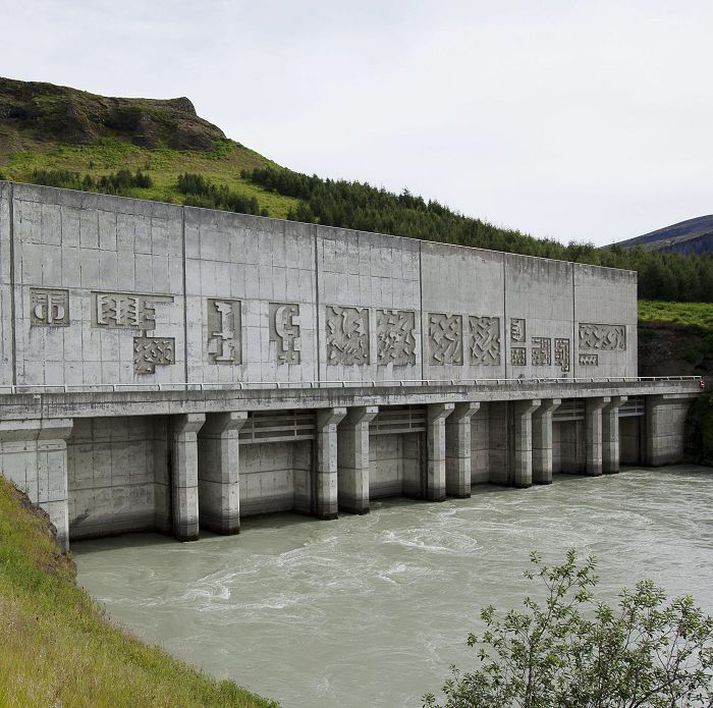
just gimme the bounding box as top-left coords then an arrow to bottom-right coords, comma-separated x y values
428,313 -> 463,365
93,292 -> 164,330
510,318 -> 526,343
30,288 -> 69,326
578,323 -> 626,351
511,347 -> 527,366
531,337 -> 552,366
134,336 -> 175,374
376,309 -> 416,366
579,353 -> 599,366
208,299 -> 241,364
270,303 -> 301,365
469,316 -> 500,365
554,338 -> 571,373
326,306 -> 369,366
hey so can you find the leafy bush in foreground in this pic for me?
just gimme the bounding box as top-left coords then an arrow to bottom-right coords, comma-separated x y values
424,550 -> 713,707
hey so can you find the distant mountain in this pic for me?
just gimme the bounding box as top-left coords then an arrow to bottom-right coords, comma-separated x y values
614,216 -> 713,255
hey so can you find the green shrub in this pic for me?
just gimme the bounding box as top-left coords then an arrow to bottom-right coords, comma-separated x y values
425,550 -> 713,708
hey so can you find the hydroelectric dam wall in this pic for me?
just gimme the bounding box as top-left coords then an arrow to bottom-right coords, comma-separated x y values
0,181 -> 699,549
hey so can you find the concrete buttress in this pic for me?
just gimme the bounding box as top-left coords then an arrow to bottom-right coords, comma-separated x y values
510,400 -> 540,488
171,413 -> 205,541
315,407 -> 347,519
585,397 -> 609,476
337,406 -> 378,514
426,403 -> 454,501
532,399 -> 561,484
198,411 -> 248,534
602,396 -> 627,474
445,402 -> 480,498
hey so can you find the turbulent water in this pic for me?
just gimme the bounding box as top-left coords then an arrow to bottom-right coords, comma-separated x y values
74,466 -> 713,708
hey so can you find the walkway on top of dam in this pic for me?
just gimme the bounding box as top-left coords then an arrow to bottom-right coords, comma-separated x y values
0,376 -> 701,420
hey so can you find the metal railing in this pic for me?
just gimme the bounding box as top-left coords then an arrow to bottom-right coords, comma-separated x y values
0,376 -> 701,395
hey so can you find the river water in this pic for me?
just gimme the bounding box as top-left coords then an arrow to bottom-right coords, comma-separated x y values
74,466 -> 713,707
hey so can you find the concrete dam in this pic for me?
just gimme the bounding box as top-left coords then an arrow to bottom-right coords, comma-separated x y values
0,181 -> 699,550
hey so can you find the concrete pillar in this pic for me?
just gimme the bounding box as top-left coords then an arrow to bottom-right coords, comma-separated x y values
445,402 -> 480,498
532,399 -> 561,484
0,418 -> 73,551
602,396 -> 627,474
315,407 -> 347,519
510,400 -> 540,488
198,411 -> 248,534
644,395 -> 696,466
585,397 -> 609,476
337,406 -> 378,514
426,403 -> 454,501
171,413 -> 205,541
37,419 -> 74,551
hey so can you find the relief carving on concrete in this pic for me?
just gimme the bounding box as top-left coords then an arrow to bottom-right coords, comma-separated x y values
208,299 -> 241,364
531,337 -> 552,366
510,317 -> 526,343
134,336 -> 175,374
554,338 -> 571,373
578,323 -> 626,351
376,309 -> 416,366
30,288 -> 70,326
270,303 -> 301,365
579,353 -> 599,366
469,316 -> 500,365
326,306 -> 369,366
511,347 -> 527,366
93,292 -> 162,330
428,313 -> 463,366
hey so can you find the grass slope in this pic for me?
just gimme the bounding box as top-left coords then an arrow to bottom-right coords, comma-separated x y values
0,477 -> 276,708
637,300 -> 713,379
638,299 -> 713,330
0,137 -> 300,218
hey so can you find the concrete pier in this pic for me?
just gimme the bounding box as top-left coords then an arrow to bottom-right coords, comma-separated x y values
532,398 -> 561,484
585,397 -> 608,476
426,403 -> 454,501
337,406 -> 378,514
510,400 -> 541,488
445,402 -> 480,497
198,411 -> 247,534
602,396 -> 627,474
315,408 -> 347,519
171,413 -> 205,541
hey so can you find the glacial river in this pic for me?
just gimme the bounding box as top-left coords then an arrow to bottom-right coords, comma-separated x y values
74,466 -> 713,707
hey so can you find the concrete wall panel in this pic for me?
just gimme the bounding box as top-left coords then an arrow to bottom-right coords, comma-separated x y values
574,264 -> 637,378
1,182 -> 639,388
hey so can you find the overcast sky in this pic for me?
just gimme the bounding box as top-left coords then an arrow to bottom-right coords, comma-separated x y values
2,1 -> 711,245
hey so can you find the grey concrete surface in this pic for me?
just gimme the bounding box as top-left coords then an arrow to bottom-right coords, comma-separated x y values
0,182 -> 701,547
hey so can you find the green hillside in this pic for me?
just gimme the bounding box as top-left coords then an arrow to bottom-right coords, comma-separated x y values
2,75 -> 713,302
0,76 -> 298,217
0,476 -> 275,707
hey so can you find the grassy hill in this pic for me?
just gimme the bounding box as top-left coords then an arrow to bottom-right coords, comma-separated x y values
638,300 -> 713,377
0,76 -> 299,217
0,476 -> 275,707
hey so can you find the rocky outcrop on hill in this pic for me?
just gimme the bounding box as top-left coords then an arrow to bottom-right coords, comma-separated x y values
0,76 -> 225,150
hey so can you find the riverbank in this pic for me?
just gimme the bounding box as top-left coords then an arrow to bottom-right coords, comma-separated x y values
0,476 -> 276,707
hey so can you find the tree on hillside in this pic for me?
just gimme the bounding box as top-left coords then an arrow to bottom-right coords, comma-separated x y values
423,550 -> 713,708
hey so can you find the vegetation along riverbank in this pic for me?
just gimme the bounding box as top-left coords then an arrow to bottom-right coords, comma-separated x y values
0,476 -> 276,707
